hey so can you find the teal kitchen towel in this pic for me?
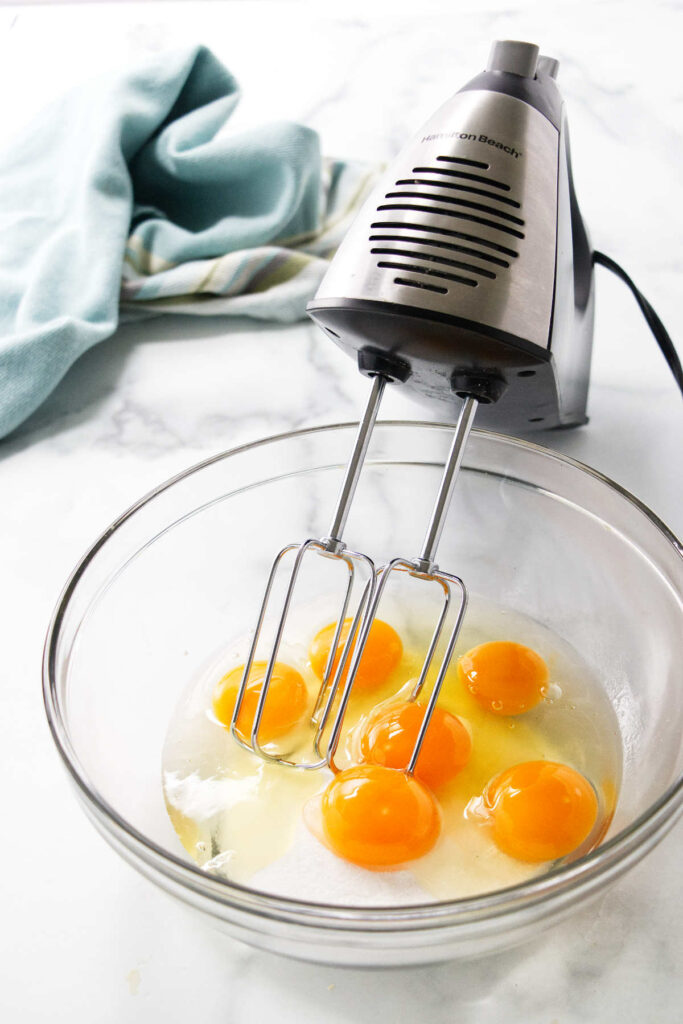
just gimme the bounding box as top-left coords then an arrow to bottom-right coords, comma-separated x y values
0,45 -> 378,439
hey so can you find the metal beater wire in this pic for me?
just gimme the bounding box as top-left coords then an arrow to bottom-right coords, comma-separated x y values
325,396 -> 478,773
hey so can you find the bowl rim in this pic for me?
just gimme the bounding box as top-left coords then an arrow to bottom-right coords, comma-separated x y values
42,421 -> 683,928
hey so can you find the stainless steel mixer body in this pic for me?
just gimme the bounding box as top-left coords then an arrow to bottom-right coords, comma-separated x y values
233,41 -> 597,772
308,41 -> 595,432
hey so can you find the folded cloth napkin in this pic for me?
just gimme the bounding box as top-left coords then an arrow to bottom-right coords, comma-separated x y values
0,45 -> 378,439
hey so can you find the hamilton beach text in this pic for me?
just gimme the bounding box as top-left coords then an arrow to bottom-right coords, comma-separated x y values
422,132 -> 522,159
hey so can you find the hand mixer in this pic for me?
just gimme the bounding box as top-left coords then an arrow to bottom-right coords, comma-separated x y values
232,40 -> 682,774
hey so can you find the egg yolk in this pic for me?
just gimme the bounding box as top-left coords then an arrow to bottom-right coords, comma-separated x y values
321,764 -> 441,868
309,618 -> 403,693
458,640 -> 548,715
484,760 -> 599,863
212,661 -> 308,743
359,701 -> 472,791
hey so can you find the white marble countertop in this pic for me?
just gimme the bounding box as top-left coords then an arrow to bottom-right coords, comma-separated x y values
1,2 -> 681,1021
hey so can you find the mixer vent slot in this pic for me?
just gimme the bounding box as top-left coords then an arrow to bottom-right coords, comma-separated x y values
377,260 -> 478,288
371,247 -> 495,280
396,178 -> 521,209
393,277 -> 447,295
436,155 -> 489,170
425,163 -> 511,191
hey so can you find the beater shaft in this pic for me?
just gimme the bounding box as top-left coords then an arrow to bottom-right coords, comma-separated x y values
325,374 -> 386,550
416,396 -> 479,572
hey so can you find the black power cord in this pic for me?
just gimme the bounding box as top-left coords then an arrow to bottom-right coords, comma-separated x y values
592,250 -> 683,397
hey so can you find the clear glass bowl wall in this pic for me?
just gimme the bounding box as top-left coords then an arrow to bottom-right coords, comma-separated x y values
44,423 -> 683,967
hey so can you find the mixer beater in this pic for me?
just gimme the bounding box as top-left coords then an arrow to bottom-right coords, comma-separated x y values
232,372 -> 482,773
322,393 -> 478,775
229,373 -> 385,769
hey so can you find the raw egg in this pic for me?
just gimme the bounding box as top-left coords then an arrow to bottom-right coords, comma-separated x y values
320,764 -> 441,868
483,760 -> 599,862
165,596 -> 620,903
212,661 -> 308,743
359,700 -> 472,790
309,618 -> 403,693
458,641 -> 548,715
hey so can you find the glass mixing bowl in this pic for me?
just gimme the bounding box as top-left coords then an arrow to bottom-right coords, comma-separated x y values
43,423 -> 683,967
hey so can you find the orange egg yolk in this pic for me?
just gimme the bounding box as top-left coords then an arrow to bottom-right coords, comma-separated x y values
484,760 -> 599,862
359,701 -> 472,791
321,764 -> 441,868
309,618 -> 403,693
212,661 -> 308,743
458,640 -> 548,715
